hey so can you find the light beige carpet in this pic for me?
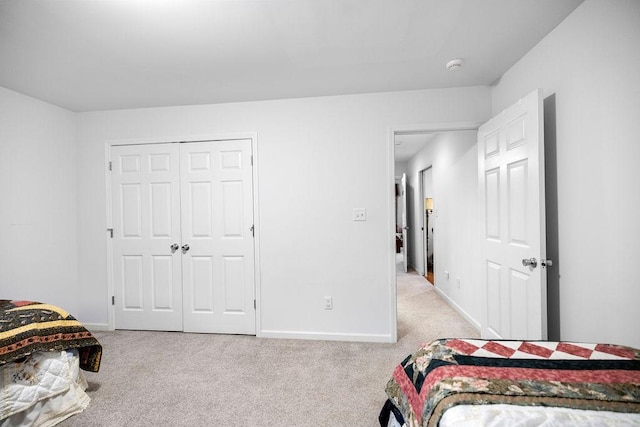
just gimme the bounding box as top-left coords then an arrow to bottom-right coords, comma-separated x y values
62,269 -> 478,426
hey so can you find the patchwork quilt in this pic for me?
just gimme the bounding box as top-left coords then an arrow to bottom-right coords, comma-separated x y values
0,300 -> 102,372
382,338 -> 640,427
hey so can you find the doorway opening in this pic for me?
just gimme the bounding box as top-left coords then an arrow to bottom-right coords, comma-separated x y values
388,122 -> 482,343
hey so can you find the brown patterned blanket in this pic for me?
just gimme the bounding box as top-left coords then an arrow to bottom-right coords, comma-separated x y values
0,300 -> 102,372
381,338 -> 640,427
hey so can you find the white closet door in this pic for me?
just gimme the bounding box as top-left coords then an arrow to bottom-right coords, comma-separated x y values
478,89 -> 547,340
180,140 -> 256,334
111,143 -> 183,331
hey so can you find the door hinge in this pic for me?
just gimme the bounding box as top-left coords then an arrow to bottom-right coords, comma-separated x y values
107,228 -> 113,238
254,299 -> 256,310
250,224 -> 254,237
250,155 -> 253,166
111,296 -> 115,305
108,161 -> 112,171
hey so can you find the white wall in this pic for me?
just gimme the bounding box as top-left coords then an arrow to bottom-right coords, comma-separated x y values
76,86 -> 491,340
0,87 -> 78,313
492,0 -> 640,347
405,131 -> 481,327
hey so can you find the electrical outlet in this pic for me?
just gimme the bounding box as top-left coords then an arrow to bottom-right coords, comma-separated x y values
324,297 -> 333,310
353,208 -> 366,221
456,277 -> 461,289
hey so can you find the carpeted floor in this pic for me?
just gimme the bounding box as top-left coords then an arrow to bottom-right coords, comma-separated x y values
61,268 -> 478,426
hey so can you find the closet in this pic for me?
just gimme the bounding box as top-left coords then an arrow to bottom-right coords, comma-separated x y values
110,139 -> 255,334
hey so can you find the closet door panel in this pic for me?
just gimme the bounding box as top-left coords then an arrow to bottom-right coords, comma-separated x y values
112,143 -> 182,331
181,140 -> 256,334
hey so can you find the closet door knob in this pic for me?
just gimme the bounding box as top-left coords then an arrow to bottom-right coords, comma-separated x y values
181,244 -> 190,254
522,257 -> 537,268
170,243 -> 179,253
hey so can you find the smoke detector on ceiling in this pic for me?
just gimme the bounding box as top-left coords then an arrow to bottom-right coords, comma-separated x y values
446,58 -> 464,71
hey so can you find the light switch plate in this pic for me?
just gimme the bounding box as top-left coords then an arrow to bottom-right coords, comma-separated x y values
353,208 -> 366,221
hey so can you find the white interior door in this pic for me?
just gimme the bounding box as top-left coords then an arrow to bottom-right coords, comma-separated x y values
401,173 -> 408,273
111,143 -> 183,331
180,140 -> 256,334
478,89 -> 547,340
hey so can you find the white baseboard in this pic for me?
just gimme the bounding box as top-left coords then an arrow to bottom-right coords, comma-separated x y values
433,287 -> 481,332
84,323 -> 111,332
82,323 -> 393,342
260,329 -> 394,343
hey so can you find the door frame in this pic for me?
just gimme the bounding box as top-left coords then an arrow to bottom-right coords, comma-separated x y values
387,122 -> 482,343
419,166 -> 433,278
104,132 -> 261,335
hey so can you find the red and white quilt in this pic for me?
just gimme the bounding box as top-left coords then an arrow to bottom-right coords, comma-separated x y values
382,339 -> 640,427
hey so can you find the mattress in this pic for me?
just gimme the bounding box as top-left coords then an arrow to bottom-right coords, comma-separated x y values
387,404 -> 640,426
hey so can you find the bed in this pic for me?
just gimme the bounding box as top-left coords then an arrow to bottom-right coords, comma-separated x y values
1,300 -> 102,426
380,338 -> 640,426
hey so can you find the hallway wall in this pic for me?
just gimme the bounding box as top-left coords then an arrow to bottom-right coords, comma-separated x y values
405,130 -> 481,327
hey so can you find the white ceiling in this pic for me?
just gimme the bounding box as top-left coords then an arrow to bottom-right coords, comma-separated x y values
394,133 -> 438,163
0,0 -> 583,112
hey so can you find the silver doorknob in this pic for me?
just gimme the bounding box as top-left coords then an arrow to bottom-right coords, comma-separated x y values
541,259 -> 553,267
170,243 -> 179,253
522,257 -> 537,268
181,244 -> 190,254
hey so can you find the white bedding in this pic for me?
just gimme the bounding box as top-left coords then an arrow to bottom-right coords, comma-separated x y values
1,350 -> 90,427
440,404 -> 640,426
388,404 -> 640,427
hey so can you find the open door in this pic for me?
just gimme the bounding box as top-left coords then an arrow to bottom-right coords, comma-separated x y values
400,173 -> 408,273
478,89 -> 548,340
